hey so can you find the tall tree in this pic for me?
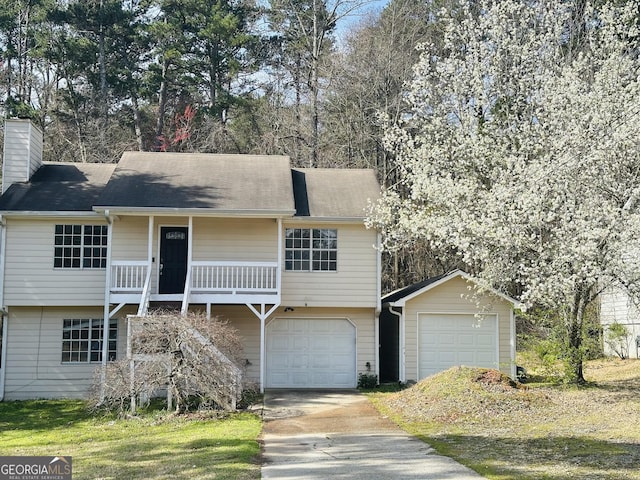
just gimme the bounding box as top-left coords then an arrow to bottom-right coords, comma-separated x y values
368,0 -> 640,383
266,0 -> 369,166
147,0 -> 258,151
0,0 -> 55,118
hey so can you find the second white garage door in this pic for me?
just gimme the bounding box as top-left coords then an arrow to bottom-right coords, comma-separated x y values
266,318 -> 356,388
418,313 -> 498,379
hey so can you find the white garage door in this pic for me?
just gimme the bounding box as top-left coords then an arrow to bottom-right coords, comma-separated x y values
418,313 -> 498,379
266,318 -> 356,388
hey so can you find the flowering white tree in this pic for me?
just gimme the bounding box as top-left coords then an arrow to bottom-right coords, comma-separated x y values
368,0 -> 640,383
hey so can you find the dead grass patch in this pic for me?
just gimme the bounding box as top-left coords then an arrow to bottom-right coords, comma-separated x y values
371,359 -> 640,479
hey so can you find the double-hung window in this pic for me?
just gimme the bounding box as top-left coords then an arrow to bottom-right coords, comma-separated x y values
61,319 -> 117,363
285,228 -> 337,271
54,224 -> 108,268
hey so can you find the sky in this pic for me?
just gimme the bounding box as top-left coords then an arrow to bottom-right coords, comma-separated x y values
335,0 -> 390,45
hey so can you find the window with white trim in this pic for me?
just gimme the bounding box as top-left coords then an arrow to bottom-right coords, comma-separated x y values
61,318 -> 117,363
285,228 -> 337,271
54,224 -> 108,269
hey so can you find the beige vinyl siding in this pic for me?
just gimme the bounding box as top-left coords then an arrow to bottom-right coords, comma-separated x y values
403,276 -> 513,380
3,307 -> 126,400
192,217 -> 278,261
212,306 -> 377,385
281,223 -> 378,308
4,218 -> 107,306
209,305 -> 262,384
110,216 -> 149,261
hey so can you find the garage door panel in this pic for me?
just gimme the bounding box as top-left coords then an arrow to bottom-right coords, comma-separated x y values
267,318 -> 356,388
419,314 -> 497,379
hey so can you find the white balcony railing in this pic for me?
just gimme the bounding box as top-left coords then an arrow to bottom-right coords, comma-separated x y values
190,261 -> 278,293
111,261 -> 148,291
110,260 -> 279,295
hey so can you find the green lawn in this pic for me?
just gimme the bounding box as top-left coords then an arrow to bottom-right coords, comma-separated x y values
0,400 -> 262,480
370,359 -> 640,480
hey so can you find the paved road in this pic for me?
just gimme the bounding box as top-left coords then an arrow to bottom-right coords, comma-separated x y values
260,390 -> 485,479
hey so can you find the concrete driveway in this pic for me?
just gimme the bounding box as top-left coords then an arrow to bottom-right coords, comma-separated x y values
260,390 -> 485,479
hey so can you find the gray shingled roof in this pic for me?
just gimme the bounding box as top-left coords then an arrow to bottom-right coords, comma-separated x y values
95,152 -> 296,213
0,152 -> 381,218
291,168 -> 380,218
0,162 -> 116,212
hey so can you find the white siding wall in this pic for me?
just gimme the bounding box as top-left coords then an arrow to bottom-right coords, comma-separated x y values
600,287 -> 640,358
2,119 -> 42,194
281,223 -> 378,308
403,276 -> 514,381
4,218 -> 107,306
3,306 -> 127,400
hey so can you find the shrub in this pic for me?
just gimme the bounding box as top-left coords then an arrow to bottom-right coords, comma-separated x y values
358,373 -> 378,389
605,322 -> 630,359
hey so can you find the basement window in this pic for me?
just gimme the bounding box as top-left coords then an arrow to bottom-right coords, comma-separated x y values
61,318 -> 117,363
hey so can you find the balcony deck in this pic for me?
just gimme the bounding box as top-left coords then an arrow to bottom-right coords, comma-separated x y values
109,260 -> 280,306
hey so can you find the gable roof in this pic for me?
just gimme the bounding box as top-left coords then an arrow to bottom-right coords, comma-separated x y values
0,152 -> 381,219
0,162 -> 116,212
95,152 -> 296,214
292,168 -> 380,219
382,269 -> 524,309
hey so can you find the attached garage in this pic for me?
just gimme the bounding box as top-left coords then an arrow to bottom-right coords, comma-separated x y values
266,318 -> 356,388
380,270 -> 521,383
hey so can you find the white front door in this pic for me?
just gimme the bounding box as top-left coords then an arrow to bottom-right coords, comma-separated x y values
266,318 -> 356,388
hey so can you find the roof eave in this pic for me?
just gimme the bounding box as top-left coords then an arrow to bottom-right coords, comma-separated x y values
0,210 -> 101,218
92,206 -> 297,218
287,216 -> 369,223
383,269 -> 525,310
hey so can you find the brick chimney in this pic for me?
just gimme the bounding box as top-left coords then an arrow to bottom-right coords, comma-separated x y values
2,119 -> 43,194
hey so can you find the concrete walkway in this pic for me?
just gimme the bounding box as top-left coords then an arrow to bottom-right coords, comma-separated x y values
260,390 -> 485,479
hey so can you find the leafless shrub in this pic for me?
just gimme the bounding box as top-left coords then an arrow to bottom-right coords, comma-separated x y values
89,310 -> 245,415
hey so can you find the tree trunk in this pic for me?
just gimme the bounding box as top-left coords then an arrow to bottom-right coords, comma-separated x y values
155,58 -> 169,149
565,287 -> 591,384
131,92 -> 144,151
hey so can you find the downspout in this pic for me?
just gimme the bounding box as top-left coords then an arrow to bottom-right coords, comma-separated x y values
0,214 -> 7,400
388,305 -> 405,383
0,314 -> 7,401
510,309 -> 516,379
375,232 -> 382,383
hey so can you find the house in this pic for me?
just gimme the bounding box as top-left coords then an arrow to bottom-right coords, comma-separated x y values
600,288 -> 640,359
0,119 -> 382,400
379,270 -> 522,383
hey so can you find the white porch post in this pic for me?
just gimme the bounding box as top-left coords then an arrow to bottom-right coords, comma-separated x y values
260,314 -> 266,393
147,216 -> 154,272
277,218 -> 282,295
247,303 -> 280,393
101,212 -> 115,394
181,216 -> 193,315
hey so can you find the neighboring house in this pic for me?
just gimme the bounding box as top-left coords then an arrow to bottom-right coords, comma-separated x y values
0,119 -> 382,400
600,288 -> 640,359
379,270 -> 522,383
